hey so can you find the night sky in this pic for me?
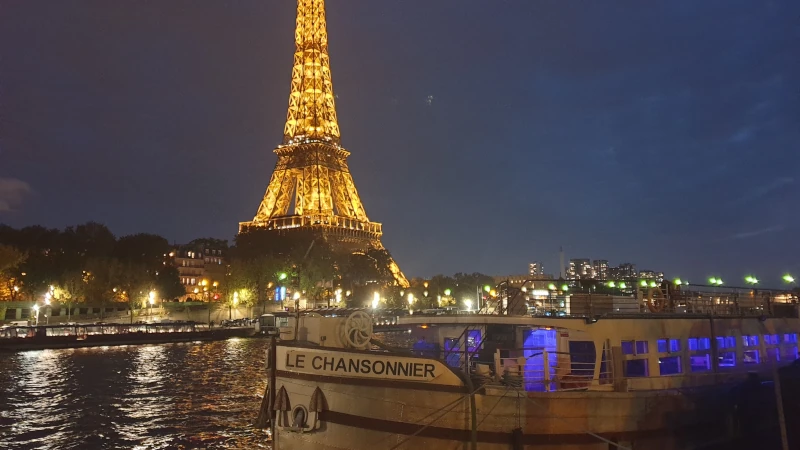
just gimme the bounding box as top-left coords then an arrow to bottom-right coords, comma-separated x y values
1,1 -> 798,285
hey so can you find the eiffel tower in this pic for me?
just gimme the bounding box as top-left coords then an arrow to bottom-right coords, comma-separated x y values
240,0 -> 408,287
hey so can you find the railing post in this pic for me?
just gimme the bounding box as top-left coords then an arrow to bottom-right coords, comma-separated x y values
543,351 -> 551,392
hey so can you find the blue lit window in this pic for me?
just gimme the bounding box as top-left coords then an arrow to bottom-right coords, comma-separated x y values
765,334 -> 779,345
621,341 -> 634,355
717,336 -> 736,349
784,333 -> 798,344
658,338 -> 681,353
743,350 -> 760,364
697,338 -> 710,350
690,354 -> 711,372
659,356 -> 682,375
688,338 -> 698,351
742,335 -> 759,347
719,351 -> 736,367
636,340 -> 648,354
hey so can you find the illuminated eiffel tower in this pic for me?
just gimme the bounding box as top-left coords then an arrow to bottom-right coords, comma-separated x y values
240,0 -> 408,287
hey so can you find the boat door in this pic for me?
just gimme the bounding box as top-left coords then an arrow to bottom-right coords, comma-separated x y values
522,328 -> 557,391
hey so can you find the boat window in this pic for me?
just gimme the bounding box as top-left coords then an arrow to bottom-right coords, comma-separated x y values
658,356 -> 682,375
742,335 -> 759,347
783,333 -> 798,344
766,347 -> 780,362
621,341 -> 634,355
716,336 -> 736,349
765,334 -> 779,345
568,341 -> 595,377
781,346 -> 798,361
624,359 -> 648,377
657,339 -> 681,353
45,327 -> 75,337
742,349 -> 760,364
719,351 -> 736,367
688,337 -> 711,351
690,354 -> 711,372
621,340 -> 648,355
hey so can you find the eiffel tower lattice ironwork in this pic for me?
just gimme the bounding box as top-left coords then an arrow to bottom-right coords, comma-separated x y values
240,0 -> 408,287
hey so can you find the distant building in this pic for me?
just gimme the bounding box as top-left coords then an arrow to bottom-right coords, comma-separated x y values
609,263 -> 637,280
567,259 -> 593,280
639,270 -> 664,283
529,262 -> 545,276
172,240 -> 228,301
592,260 -> 609,281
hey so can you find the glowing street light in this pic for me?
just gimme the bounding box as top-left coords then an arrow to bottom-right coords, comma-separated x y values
607,281 -> 616,288
278,272 -> 288,281
148,290 -> 156,316
32,304 -> 40,326
444,289 -> 451,296
674,278 -> 683,285
548,283 -> 557,290
372,292 -> 380,310
744,276 -> 759,285
561,284 -> 569,291
483,285 -> 491,293
708,277 -> 723,286
464,299 -> 473,311
783,274 -> 795,284
619,282 -> 627,289
639,280 -> 648,287
407,293 -> 414,306
649,281 -> 657,288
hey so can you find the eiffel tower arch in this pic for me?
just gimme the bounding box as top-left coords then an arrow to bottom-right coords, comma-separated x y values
240,0 -> 408,287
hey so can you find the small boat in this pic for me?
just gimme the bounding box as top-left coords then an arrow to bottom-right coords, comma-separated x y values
264,286 -> 800,449
0,322 -> 256,351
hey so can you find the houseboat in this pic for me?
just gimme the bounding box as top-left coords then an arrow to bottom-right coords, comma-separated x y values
265,285 -> 800,449
0,321 -> 256,351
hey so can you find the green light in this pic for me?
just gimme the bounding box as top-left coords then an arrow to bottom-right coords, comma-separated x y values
561,284 -> 569,291
619,282 -> 627,289
444,289 -> 451,296
649,281 -> 657,288
708,277 -> 717,285
640,280 -> 647,287
548,283 -> 556,290
783,274 -> 795,284
278,272 -> 287,281
483,285 -> 491,293
674,278 -> 682,285
745,276 -> 758,285
607,281 -> 615,288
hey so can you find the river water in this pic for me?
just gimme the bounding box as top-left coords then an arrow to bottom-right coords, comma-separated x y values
0,338 -> 271,450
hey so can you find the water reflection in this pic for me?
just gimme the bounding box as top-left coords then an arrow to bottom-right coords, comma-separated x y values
0,339 -> 270,449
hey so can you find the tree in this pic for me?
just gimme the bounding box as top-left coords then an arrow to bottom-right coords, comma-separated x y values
113,233 -> 170,268
0,244 -> 26,273
154,265 -> 185,301
56,270 -> 87,320
0,244 -> 26,301
108,260 -> 153,323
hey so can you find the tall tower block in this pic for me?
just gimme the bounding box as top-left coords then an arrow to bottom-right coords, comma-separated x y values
240,0 -> 408,287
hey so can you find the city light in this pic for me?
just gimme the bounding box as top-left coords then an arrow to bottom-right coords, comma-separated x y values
148,290 -> 156,306
619,282 -> 627,289
407,293 -> 414,306
708,277 -> 723,286
233,291 -> 239,306
548,283 -> 556,290
745,276 -> 759,285
561,284 -> 569,291
649,281 -> 657,288
640,280 -> 648,287
607,281 -> 615,288
674,278 -> 682,285
483,285 -> 491,293
444,289 -> 451,296
372,292 -> 380,310
464,299 -> 473,311
783,274 -> 795,284
278,272 -> 288,281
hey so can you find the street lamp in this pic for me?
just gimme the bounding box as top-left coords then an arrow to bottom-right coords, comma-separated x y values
407,293 -> 414,306
32,304 -> 40,326
372,292 -> 380,310
231,291 -> 239,319
149,291 -> 156,316
464,299 -> 473,311
745,276 -> 759,285
674,278 -> 683,285
443,289 -> 451,296
783,274 -> 795,284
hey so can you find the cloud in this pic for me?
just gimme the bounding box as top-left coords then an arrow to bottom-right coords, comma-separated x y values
727,225 -> 785,240
732,177 -> 794,204
0,177 -> 32,212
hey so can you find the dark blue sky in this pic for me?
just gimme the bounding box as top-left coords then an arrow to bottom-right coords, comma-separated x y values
1,1 -> 798,285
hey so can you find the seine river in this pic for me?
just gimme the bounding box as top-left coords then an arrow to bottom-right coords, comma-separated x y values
0,339 -> 272,450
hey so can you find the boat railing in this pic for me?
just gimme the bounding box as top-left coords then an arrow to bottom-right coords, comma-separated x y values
0,322 -> 201,339
530,291 -> 798,318
488,350 -> 613,392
